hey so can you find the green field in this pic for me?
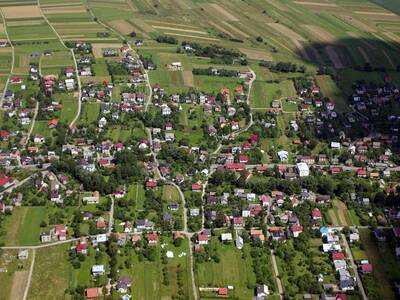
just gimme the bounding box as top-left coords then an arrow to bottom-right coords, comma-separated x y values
2,206 -> 46,246
359,228 -> 399,300
195,237 -> 257,299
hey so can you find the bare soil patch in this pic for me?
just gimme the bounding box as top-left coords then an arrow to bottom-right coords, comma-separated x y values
239,48 -> 272,61
163,32 -> 219,41
43,6 -> 87,14
183,70 -> 194,87
204,3 -> 239,21
354,11 -> 396,17
152,25 -> 207,35
382,31 -> 400,43
7,20 -> 45,27
2,5 -> 42,19
9,271 -> 29,300
108,20 -> 136,35
294,1 -> 337,7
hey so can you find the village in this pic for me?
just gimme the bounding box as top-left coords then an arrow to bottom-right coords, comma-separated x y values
0,1 -> 400,300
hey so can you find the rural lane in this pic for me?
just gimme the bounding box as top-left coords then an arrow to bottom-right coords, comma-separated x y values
342,234 -> 368,300
22,249 -> 36,300
270,249 -> 284,300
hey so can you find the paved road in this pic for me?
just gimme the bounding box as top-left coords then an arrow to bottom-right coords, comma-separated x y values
342,234 -> 368,300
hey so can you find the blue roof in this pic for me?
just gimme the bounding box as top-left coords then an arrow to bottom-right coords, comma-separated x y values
320,227 -> 329,234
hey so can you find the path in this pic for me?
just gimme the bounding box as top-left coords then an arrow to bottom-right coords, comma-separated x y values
22,249 -> 36,300
0,10 -> 15,108
108,195 -> 114,234
270,249 -> 284,300
342,234 -> 368,300
23,101 -> 39,146
38,0 -> 82,129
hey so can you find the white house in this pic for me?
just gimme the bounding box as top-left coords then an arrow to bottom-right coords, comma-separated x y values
92,265 -> 105,275
277,150 -> 289,161
98,117 -> 107,129
296,162 -> 310,177
65,78 -> 75,91
221,233 -> 233,242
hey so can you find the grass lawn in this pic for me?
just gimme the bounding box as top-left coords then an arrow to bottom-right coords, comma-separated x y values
79,102 -> 101,125
2,206 -> 46,246
195,237 -> 256,299
359,228 -> 398,300
29,243 -> 71,299
0,249 -> 31,300
315,75 -> 349,113
127,182 -> 145,210
56,93 -> 78,124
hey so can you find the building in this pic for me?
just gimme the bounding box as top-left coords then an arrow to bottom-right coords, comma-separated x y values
296,162 -> 310,177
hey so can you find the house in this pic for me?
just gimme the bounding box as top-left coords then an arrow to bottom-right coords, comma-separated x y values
33,133 -> 45,144
146,233 -> 158,244
233,217 -> 244,227
218,288 -> 228,297
312,208 -> 322,220
0,130 -> 10,141
359,263 -> 373,274
65,78 -> 75,91
98,117 -> 107,129
192,183 -> 202,192
85,288 -> 102,299
256,284 -> 269,298
18,249 -> 29,260
250,229 -> 265,242
296,162 -> 309,177
221,233 -> 233,242
117,276 -> 132,293
198,233 -> 209,245
277,150 -> 289,161
92,265 -> 105,275
291,225 -> 303,238
83,191 -> 100,204
48,119 -> 58,129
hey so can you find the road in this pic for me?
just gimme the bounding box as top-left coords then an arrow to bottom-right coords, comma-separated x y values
342,234 -> 368,300
38,0 -> 82,130
210,163 -> 400,172
270,249 -> 284,299
23,101 -> 39,147
22,249 -> 36,300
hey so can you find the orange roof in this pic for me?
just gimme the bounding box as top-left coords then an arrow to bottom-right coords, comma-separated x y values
85,288 -> 100,299
48,119 -> 58,126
